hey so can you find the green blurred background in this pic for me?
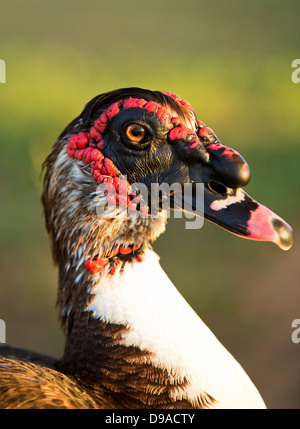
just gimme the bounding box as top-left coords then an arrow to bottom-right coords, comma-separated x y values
0,0 -> 299,408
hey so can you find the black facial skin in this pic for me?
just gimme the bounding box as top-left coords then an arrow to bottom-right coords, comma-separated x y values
95,105 -> 256,233
105,107 -> 179,185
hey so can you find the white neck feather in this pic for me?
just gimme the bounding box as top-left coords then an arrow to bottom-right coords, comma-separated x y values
88,248 -> 266,409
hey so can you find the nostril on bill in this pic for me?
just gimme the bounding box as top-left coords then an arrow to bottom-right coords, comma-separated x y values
207,180 -> 228,195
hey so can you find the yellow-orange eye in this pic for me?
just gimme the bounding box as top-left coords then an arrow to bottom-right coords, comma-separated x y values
125,124 -> 147,143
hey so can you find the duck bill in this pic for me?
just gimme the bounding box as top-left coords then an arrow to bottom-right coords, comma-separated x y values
201,186 -> 293,251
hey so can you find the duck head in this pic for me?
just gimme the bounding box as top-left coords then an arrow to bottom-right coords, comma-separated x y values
43,87 -> 293,268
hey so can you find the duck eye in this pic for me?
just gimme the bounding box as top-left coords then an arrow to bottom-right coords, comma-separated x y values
125,124 -> 148,143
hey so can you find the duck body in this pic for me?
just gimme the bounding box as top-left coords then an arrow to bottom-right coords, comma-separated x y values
0,87 -> 293,409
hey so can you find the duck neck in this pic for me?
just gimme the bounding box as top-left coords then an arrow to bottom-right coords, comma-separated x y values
57,244 -> 211,408
54,217 -> 265,409
55,212 -> 199,407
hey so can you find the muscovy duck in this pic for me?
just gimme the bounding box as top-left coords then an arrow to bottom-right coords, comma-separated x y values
0,87 -> 293,409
